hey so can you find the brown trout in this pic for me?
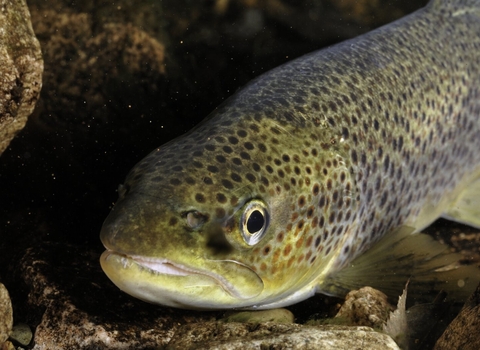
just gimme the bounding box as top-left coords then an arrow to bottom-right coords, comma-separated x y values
100,0 -> 480,309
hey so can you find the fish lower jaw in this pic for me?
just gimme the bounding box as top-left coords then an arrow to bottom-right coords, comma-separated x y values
99,250 -> 265,309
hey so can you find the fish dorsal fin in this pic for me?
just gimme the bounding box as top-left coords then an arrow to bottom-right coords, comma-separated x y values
443,170 -> 480,229
318,226 -> 480,302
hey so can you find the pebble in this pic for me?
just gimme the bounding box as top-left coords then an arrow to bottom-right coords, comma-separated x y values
9,323 -> 33,347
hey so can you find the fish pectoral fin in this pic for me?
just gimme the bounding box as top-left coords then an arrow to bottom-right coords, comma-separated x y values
443,170 -> 480,229
317,225 -> 480,302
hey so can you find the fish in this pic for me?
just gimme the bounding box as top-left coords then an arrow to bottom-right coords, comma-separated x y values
100,0 -> 480,310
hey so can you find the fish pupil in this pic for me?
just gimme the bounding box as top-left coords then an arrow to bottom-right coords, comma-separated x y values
247,210 -> 265,233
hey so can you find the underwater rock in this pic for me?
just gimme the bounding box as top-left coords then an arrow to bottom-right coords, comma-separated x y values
220,309 -> 295,324
14,243 -> 213,350
9,323 -> 32,347
435,282 -> 480,350
335,287 -> 393,328
0,0 -> 43,155
167,322 -> 400,350
29,8 -> 166,129
0,283 -> 13,347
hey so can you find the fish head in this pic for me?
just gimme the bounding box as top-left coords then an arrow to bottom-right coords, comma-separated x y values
100,109 -> 359,309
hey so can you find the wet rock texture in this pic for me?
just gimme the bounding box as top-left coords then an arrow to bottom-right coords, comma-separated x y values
335,287 -> 393,329
435,282 -> 480,350
17,244 -> 213,349
0,283 -> 12,347
1,0 -> 479,349
0,0 -> 43,154
167,322 -> 400,350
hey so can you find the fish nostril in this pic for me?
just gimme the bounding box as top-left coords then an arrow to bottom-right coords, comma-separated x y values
186,211 -> 208,229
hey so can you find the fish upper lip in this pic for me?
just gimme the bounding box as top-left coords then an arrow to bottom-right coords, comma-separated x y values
103,249 -> 261,299
103,249 -> 195,276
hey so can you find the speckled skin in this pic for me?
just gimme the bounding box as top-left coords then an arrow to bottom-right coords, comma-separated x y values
100,0 -> 480,309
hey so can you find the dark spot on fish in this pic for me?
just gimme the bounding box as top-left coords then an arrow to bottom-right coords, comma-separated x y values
283,244 -> 292,256
195,193 -> 206,203
205,144 -> 215,152
351,149 -> 358,164
380,191 -> 388,207
332,190 -> 339,203
203,176 -> 213,185
237,129 -> 247,138
313,184 -> 320,196
228,136 -> 239,145
169,217 -> 178,226
207,165 -> 219,173
222,179 -> 234,189
249,124 -> 259,133
170,178 -> 181,186
326,179 -> 333,190
384,155 -> 390,172
277,232 -> 284,242
244,142 -> 254,150
216,155 -> 227,163
239,151 -> 251,160
231,173 -> 242,182
319,196 -> 326,208
307,206 -> 314,218
328,212 -> 336,224
261,176 -> 270,186
246,173 -> 256,183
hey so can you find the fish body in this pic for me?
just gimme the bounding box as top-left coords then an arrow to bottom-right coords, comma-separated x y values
100,0 -> 480,310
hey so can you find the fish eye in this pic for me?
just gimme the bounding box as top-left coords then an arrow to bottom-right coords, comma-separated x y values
241,200 -> 270,245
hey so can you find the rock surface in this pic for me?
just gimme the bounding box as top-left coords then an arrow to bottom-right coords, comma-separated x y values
435,282 -> 480,350
16,244 -> 212,350
220,309 -> 295,324
0,283 -> 12,347
167,322 -> 400,350
335,287 -> 393,329
0,0 -> 43,155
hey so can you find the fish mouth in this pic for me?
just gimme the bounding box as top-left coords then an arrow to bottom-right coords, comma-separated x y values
100,250 -> 264,309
